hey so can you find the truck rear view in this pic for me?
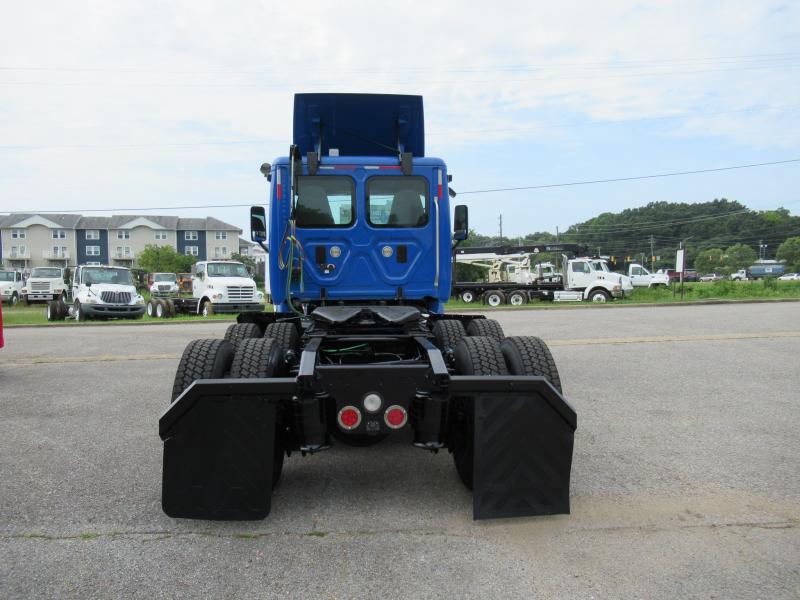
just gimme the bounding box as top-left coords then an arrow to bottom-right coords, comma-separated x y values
159,94 -> 576,520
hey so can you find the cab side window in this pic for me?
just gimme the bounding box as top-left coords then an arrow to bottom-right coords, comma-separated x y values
571,262 -> 590,273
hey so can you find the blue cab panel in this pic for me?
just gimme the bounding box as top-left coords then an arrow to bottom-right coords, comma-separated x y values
293,93 -> 424,157
268,156 -> 452,313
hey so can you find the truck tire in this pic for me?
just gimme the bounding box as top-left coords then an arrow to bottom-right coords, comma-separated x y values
500,336 -> 562,393
56,300 -> 68,319
10,292 -> 19,306
171,338 -> 234,403
146,299 -> 156,318
46,301 -> 58,321
588,288 -> 610,302
466,318 -> 504,341
451,336 -> 508,489
508,290 -> 527,306
155,299 -> 167,318
483,290 -> 505,307
460,290 -> 476,303
201,299 -> 214,317
431,319 -> 466,353
229,337 -> 286,485
224,322 -> 262,348
74,301 -> 88,322
165,298 -> 176,317
264,322 -> 299,353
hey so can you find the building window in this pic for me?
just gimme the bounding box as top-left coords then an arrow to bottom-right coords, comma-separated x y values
52,229 -> 67,239
154,231 -> 168,240
86,230 -> 100,240
185,231 -> 198,241
86,246 -> 101,256
11,229 -> 26,239
117,230 -> 130,240
240,247 -> 249,255
215,231 -> 228,240
116,246 -> 132,256
214,246 -> 230,258
185,246 -> 199,256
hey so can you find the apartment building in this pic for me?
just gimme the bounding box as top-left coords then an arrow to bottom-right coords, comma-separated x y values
0,213 -> 242,270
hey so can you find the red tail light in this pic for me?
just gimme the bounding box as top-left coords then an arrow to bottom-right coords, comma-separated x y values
384,405 -> 408,429
337,406 -> 361,430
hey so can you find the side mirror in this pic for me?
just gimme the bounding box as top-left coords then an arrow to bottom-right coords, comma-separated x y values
259,162 -> 272,181
250,206 -> 267,243
453,205 -> 469,241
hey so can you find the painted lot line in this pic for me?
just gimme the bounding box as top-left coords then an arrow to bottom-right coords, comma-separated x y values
4,330 -> 799,366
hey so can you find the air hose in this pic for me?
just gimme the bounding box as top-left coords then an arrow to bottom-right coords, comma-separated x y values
277,219 -> 305,315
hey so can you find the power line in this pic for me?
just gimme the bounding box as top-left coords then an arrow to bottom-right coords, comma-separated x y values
458,158 -> 800,195
25,203 -> 263,214
2,51 -> 798,75
2,61 -> 799,88
10,159 -> 800,215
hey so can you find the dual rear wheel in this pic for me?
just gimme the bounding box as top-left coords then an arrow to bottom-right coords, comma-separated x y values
434,318 -> 563,490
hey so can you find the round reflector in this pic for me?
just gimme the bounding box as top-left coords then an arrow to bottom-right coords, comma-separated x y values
338,406 -> 361,430
384,405 -> 407,429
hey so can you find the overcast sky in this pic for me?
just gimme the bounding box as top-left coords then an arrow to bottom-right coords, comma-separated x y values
1,1 -> 798,240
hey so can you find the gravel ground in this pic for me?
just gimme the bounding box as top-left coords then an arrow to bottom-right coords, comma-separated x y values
1,303 -> 798,599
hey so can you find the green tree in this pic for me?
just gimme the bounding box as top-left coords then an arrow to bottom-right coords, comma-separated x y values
137,244 -> 197,273
776,236 -> 800,271
231,252 -> 256,273
723,243 -> 757,271
694,248 -> 724,273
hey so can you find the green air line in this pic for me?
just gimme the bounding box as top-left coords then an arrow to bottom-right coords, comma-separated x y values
321,344 -> 368,353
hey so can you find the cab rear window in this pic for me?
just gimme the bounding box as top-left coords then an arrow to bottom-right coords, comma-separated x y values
295,176 -> 355,228
367,177 -> 429,228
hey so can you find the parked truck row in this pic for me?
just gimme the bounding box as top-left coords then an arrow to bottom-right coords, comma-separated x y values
38,260 -> 264,321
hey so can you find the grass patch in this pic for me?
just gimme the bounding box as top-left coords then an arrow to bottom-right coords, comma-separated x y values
233,532 -> 261,540
1,304 -> 240,326
305,530 -> 327,538
79,532 -> 100,540
445,280 -> 800,309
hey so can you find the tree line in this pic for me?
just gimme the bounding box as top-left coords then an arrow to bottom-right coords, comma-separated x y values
460,198 -> 800,275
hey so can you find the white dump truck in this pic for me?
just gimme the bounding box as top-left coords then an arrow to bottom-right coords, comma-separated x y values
21,267 -> 68,304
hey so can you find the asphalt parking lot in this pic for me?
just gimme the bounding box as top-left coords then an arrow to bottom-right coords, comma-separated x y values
1,303 -> 799,599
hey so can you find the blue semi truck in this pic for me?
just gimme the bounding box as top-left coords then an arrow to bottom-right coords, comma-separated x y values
159,94 -> 576,520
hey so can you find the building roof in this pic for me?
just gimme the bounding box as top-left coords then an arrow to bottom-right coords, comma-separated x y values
0,213 -> 82,228
0,213 -> 242,232
75,216 -> 111,229
205,217 -> 242,233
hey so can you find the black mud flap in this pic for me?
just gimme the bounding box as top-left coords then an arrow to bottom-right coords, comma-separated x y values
450,377 -> 577,520
158,378 -> 294,520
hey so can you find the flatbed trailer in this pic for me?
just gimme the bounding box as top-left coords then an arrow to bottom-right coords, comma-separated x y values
453,280 -> 569,305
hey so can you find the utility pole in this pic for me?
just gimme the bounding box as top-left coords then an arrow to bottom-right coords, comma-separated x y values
650,235 -> 655,271
556,226 -> 559,243
498,214 -> 503,243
